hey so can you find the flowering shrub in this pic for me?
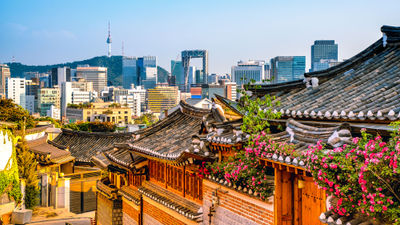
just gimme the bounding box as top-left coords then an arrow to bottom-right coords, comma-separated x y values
199,132 -> 297,200
200,150 -> 274,200
303,128 -> 400,224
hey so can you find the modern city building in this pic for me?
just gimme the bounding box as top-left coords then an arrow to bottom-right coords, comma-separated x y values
113,89 -> 142,117
123,56 -> 157,89
76,67 -> 107,93
5,78 -> 26,107
270,56 -> 306,83
122,56 -> 138,89
38,87 -> 61,117
66,102 -> 132,124
311,40 -> 338,72
51,67 -> 71,87
171,60 -> 184,90
147,85 -> 179,113
25,79 -> 40,113
61,79 -> 96,118
46,105 -> 61,120
231,60 -> 266,86
190,86 -> 202,99
200,80 -> 237,101
0,64 -> 11,97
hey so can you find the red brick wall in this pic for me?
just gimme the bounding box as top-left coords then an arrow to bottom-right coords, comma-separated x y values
122,200 -> 139,225
143,199 -> 186,225
203,180 -> 274,225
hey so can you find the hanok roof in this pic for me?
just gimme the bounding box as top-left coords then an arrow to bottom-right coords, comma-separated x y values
252,25 -> 400,122
51,129 -> 133,163
261,119 -> 351,167
91,145 -> 146,170
126,101 -> 213,163
27,135 -> 75,165
139,181 -> 202,221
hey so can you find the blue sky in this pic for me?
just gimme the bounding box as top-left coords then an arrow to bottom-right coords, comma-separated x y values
1,0 -> 399,74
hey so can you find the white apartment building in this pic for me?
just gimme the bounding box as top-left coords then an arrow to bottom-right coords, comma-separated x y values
61,80 -> 97,118
6,78 -> 26,107
114,88 -> 142,116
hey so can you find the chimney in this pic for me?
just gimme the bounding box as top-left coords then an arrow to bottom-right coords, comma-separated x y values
164,109 -> 168,118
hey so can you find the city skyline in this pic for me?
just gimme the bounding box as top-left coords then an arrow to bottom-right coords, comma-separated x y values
1,0 -> 399,74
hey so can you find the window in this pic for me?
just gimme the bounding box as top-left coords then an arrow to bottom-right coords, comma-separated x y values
149,160 -> 165,184
185,171 -> 203,201
166,165 -> 183,192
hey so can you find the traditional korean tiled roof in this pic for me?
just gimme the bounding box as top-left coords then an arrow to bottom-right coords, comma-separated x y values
251,26 -> 400,122
206,119 -> 247,145
138,181 -> 202,221
91,145 -> 146,170
96,177 -> 118,199
51,129 -> 133,163
319,210 -> 375,225
261,119 -> 352,167
126,101 -> 213,163
119,186 -> 141,205
213,94 -> 242,120
27,135 -> 75,165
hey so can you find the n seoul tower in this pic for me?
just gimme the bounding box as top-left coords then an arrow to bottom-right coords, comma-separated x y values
106,22 -> 112,57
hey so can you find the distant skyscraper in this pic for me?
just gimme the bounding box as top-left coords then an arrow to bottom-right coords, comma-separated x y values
231,60 -> 266,86
0,64 -> 11,97
270,56 -> 305,83
76,67 -> 107,92
123,56 -> 138,89
123,56 -> 157,89
311,40 -> 338,72
51,67 -> 71,87
106,22 -> 112,57
171,60 -> 184,90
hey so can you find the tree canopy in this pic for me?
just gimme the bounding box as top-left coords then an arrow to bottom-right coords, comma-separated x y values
0,99 -> 35,129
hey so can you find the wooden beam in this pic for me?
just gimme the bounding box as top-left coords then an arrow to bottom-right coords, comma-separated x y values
274,168 -> 282,225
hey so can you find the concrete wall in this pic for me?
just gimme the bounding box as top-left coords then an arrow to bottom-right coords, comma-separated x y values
203,180 -> 274,225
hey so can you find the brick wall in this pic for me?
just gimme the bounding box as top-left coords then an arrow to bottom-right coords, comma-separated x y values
122,199 -> 139,225
142,199 -> 189,225
203,180 -> 274,225
97,193 -> 113,225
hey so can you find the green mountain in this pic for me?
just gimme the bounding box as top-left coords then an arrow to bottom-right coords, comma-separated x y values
7,55 -> 170,87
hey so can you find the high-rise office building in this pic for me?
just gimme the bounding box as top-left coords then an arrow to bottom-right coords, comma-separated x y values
25,79 -> 40,113
51,67 -> 71,87
311,40 -> 338,72
231,60 -> 266,86
147,85 -> 179,113
270,56 -> 306,83
5,78 -> 26,107
123,57 -> 138,89
171,60 -> 184,90
0,64 -> 11,97
123,56 -> 157,89
76,67 -> 107,93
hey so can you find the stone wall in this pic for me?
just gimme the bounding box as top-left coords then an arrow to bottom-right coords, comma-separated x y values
96,193 -> 123,225
97,193 -> 113,225
203,180 -> 274,225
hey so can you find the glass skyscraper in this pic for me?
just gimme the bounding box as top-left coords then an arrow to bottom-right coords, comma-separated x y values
171,60 -> 184,90
311,40 -> 338,72
270,56 -> 306,83
123,56 -> 157,89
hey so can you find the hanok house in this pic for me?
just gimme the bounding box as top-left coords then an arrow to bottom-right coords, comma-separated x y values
48,129 -> 134,213
248,25 -> 400,225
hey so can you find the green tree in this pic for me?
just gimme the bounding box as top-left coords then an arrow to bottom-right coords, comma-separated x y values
16,133 -> 39,209
0,99 -> 35,129
134,113 -> 157,127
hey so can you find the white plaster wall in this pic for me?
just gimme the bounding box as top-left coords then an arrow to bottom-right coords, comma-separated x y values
0,131 -> 13,171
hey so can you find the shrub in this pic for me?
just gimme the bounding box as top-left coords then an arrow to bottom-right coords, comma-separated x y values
303,128 -> 400,224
